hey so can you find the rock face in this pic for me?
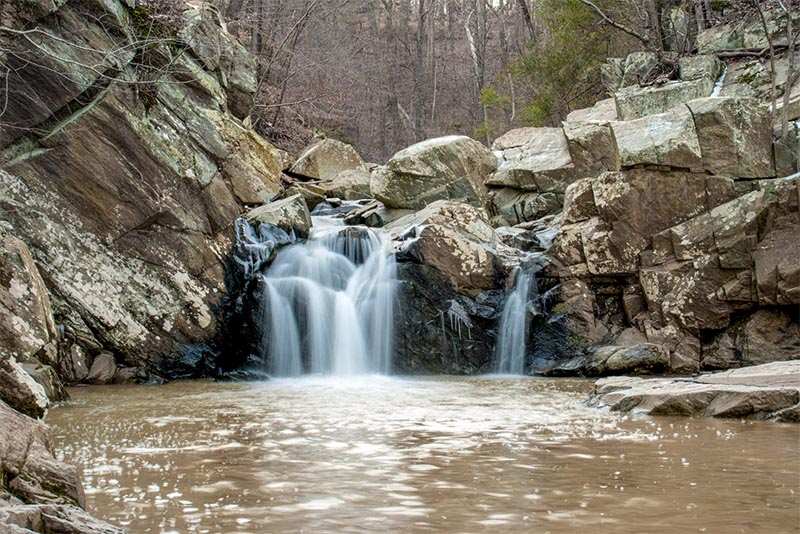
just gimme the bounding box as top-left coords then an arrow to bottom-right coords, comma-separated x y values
0,235 -> 58,365
0,0 -> 292,379
389,201 -> 503,373
590,361 -> 800,421
387,201 -> 498,291
611,108 -> 703,169
687,97 -> 774,178
371,136 -> 496,210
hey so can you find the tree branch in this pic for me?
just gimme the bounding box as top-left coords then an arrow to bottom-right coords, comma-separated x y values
575,0 -> 651,46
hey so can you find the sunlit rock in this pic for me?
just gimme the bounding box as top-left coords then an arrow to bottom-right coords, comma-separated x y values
372,136 -> 496,210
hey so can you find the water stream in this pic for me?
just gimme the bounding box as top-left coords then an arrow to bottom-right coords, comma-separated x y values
48,378 -> 800,534
249,216 -> 396,376
495,270 -> 535,374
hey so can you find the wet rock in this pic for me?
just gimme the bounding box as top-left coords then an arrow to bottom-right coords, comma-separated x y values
372,136 -> 496,210
590,361 -> 800,421
687,97 -> 774,178
387,201 -> 498,291
344,200 -> 384,227
58,345 -> 90,385
290,139 -> 367,181
284,184 -> 326,211
611,106 -> 703,169
112,366 -> 140,384
395,263 -> 502,374
245,194 -> 312,238
86,353 -> 116,385
542,343 -> 669,377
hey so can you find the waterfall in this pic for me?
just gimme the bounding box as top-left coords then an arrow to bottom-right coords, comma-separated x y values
495,270 -> 536,375
256,217 -> 397,377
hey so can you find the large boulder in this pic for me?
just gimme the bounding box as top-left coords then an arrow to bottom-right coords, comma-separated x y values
319,169 -> 373,200
387,200 -> 498,291
686,97 -> 775,178
541,343 -> 670,377
489,188 -> 562,226
611,107 -> 703,169
562,121 -> 618,175
614,79 -> 713,120
289,139 -> 367,181
565,98 -> 618,123
372,136 -> 496,210
487,127 -> 577,191
245,194 -> 312,238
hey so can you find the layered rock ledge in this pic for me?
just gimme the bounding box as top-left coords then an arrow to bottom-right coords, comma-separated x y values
589,360 -> 800,422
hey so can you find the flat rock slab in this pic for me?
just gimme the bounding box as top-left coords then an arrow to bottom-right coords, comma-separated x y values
590,360 -> 800,422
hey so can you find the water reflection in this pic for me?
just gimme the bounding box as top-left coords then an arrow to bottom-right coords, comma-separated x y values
47,376 -> 800,533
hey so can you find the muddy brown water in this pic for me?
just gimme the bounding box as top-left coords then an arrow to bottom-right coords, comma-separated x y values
47,376 -> 800,534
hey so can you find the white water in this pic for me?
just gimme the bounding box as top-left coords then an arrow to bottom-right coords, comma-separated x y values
495,270 -> 535,374
711,65 -> 727,98
259,217 -> 397,376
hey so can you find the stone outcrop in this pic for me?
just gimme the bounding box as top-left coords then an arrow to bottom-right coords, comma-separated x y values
590,361 -> 800,421
389,201 -> 503,373
686,97 -> 774,178
371,136 -> 496,210
503,37 -> 798,379
387,201 -> 498,291
0,0 -> 296,381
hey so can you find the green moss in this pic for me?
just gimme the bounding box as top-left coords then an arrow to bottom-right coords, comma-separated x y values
565,332 -> 590,349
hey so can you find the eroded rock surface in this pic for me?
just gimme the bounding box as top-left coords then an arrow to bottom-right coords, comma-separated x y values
590,361 -> 800,421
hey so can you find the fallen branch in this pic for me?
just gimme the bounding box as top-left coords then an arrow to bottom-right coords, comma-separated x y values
714,44 -> 788,58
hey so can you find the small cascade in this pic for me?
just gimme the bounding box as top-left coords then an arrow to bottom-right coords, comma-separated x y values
711,65 -> 727,98
252,216 -> 397,377
495,269 -> 536,375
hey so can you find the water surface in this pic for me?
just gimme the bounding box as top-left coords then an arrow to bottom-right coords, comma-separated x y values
48,377 -> 800,533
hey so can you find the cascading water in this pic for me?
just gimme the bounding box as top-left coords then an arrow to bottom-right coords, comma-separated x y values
255,216 -> 397,377
495,269 -> 536,375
